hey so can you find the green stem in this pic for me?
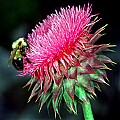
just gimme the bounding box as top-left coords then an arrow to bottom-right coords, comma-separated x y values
82,99 -> 94,120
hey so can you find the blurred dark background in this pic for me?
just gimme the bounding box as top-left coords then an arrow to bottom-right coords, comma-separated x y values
0,0 -> 119,120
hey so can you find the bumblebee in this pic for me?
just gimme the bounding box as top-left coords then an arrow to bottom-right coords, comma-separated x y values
8,38 -> 30,71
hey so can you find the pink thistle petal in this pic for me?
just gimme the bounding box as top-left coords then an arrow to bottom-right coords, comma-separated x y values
53,61 -> 61,75
59,57 -> 68,70
23,4 -> 95,76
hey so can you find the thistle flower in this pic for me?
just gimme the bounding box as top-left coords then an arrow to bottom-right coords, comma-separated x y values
20,3 -> 115,119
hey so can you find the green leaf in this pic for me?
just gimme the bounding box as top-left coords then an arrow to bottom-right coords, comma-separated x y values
77,74 -> 95,94
39,92 -> 51,112
63,88 -> 77,114
52,82 -> 61,102
64,78 -> 75,100
75,84 -> 88,102
52,87 -> 63,119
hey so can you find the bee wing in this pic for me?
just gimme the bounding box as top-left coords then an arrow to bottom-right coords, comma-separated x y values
8,48 -> 18,65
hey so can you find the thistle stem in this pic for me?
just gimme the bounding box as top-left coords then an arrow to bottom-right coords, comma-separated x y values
82,99 -> 94,120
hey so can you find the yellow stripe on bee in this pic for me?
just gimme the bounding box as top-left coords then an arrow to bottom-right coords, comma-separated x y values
12,38 -> 27,49
13,49 -> 22,59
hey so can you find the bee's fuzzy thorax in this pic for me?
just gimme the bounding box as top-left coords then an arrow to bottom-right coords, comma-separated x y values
12,38 -> 27,49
